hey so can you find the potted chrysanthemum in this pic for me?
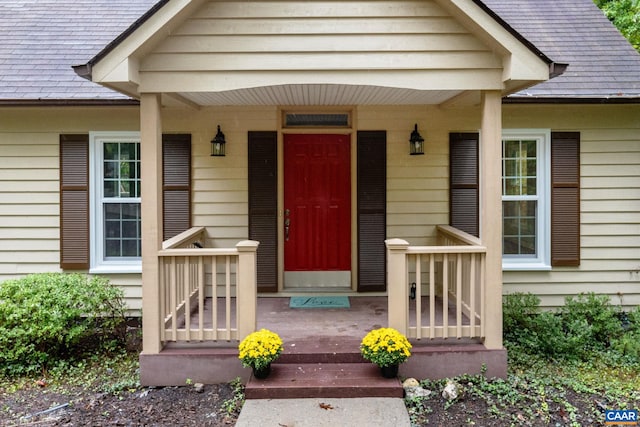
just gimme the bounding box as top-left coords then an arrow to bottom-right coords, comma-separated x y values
360,327 -> 412,378
238,328 -> 283,379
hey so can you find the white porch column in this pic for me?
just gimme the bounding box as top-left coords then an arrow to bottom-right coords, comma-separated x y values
480,90 -> 503,349
236,240 -> 259,340
140,93 -> 163,354
386,238 -> 410,335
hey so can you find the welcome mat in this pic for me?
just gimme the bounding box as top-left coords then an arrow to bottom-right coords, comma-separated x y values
289,296 -> 350,309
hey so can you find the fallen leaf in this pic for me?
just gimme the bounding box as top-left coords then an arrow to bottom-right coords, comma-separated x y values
319,403 -> 333,410
36,379 -> 47,387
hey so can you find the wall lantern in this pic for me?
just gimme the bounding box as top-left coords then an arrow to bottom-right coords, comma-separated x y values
409,123 -> 425,155
210,125 -> 226,157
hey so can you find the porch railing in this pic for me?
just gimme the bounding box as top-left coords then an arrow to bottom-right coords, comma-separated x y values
158,227 -> 258,344
386,225 -> 486,340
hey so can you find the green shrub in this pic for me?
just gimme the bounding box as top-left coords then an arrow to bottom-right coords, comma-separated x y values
561,293 -> 622,350
504,292 -> 627,362
503,292 -> 541,342
0,273 -> 126,376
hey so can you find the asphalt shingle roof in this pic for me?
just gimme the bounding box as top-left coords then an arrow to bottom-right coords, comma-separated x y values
484,0 -> 640,99
1,0 -> 639,102
0,0 -> 157,102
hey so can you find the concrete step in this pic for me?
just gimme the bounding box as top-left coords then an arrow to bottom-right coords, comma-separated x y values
280,337 -> 364,364
245,363 -> 403,399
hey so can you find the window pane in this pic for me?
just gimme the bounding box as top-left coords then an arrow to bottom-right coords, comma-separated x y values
524,140 -> 537,157
104,161 -> 117,179
104,143 -> 118,160
120,143 -> 137,160
122,240 -> 139,257
120,180 -> 132,197
103,203 -> 141,259
520,237 -> 536,255
502,200 -> 537,256
104,180 -> 117,198
526,178 -> 537,195
504,159 -> 518,177
503,141 -> 520,158
105,239 -> 120,257
504,178 -> 520,195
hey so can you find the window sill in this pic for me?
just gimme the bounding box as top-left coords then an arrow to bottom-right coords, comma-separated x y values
90,264 -> 142,275
502,262 -> 552,272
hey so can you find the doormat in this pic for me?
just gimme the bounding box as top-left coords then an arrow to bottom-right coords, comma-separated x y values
289,296 -> 350,309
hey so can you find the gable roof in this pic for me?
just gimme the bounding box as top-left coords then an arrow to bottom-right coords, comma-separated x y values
0,0 -> 639,104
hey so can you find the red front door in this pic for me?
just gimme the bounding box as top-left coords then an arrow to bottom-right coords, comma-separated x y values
284,134 -> 351,279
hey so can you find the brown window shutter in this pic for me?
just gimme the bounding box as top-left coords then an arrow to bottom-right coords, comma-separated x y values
357,131 -> 387,292
60,134 -> 89,270
449,133 -> 479,237
248,131 -> 278,292
551,132 -> 580,266
162,134 -> 191,240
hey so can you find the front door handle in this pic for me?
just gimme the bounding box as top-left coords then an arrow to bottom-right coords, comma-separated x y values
284,209 -> 290,241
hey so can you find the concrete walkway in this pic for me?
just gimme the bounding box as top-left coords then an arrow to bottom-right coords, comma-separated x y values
235,397 -> 411,426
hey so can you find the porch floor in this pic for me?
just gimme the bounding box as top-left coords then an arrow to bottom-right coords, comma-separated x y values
180,296 -> 471,343
148,297 -> 504,386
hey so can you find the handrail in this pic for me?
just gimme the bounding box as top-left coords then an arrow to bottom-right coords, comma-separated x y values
406,245 -> 486,254
436,225 -> 482,246
162,226 -> 206,249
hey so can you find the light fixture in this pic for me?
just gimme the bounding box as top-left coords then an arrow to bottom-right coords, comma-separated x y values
210,125 -> 226,157
409,123 -> 425,155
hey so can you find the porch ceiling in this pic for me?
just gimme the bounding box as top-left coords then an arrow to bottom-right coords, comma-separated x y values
174,84 -> 463,106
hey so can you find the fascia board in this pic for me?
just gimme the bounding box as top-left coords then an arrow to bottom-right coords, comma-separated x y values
91,0 -> 207,86
434,0 -> 550,84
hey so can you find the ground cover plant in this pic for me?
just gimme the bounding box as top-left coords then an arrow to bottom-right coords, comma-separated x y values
405,292 -> 640,425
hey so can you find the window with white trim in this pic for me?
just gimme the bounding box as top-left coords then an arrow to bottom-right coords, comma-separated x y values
502,130 -> 551,270
90,132 -> 142,273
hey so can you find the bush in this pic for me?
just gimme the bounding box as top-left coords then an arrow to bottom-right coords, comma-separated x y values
0,273 -> 126,376
504,292 -> 627,362
561,293 -> 622,351
503,292 -> 541,343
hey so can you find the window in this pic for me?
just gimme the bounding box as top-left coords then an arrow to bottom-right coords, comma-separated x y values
502,130 -> 550,270
283,111 -> 351,127
90,132 -> 141,273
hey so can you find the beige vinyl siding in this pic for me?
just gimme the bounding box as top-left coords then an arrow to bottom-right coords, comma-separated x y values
1,103 -> 638,309
139,0 -> 503,93
0,132 -> 60,276
0,107 -> 143,310
502,104 -> 640,309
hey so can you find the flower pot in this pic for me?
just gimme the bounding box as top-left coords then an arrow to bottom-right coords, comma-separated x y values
252,364 -> 271,380
380,364 -> 399,379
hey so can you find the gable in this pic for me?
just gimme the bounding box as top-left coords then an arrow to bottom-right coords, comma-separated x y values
88,0 -> 552,106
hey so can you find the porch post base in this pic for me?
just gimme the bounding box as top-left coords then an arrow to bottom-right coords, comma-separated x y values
139,348 -> 249,386
400,344 -> 507,380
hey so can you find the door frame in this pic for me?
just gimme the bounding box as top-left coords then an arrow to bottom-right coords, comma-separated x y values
276,108 -> 358,292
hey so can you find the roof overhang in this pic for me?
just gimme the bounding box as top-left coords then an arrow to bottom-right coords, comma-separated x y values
75,0 -> 562,107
